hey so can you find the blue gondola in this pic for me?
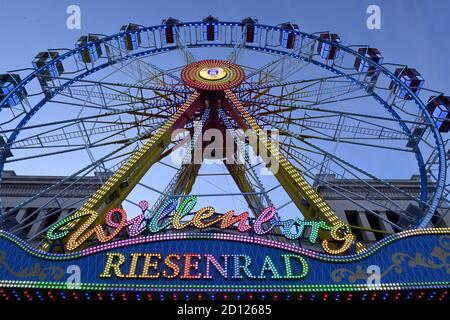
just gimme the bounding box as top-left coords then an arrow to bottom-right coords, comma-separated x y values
241,17 -> 258,43
279,22 -> 299,49
0,74 -> 27,107
427,96 -> 450,133
317,33 -> 341,60
162,17 -> 180,45
202,15 -> 219,41
76,35 -> 102,63
354,47 -> 383,75
32,52 -> 64,80
119,23 -> 141,51
389,68 -> 424,100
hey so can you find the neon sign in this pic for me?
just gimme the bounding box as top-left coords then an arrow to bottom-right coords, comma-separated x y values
46,195 -> 356,254
2,228 -> 449,295
99,253 -> 309,280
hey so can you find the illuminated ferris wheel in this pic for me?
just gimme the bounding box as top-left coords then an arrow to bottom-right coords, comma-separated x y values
0,16 -> 449,254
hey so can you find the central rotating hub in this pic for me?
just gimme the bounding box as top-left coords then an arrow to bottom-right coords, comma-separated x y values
181,59 -> 245,91
199,67 -> 227,80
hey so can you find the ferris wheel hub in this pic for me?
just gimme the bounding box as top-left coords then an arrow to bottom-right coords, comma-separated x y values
181,59 -> 245,91
199,67 -> 227,80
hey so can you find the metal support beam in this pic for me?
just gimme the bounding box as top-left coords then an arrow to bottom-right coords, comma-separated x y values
52,92 -> 202,249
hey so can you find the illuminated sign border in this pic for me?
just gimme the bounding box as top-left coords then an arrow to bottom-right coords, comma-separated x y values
0,228 -> 449,293
45,195 -> 355,255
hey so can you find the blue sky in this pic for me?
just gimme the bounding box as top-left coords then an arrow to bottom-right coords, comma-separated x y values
1,0 -> 449,94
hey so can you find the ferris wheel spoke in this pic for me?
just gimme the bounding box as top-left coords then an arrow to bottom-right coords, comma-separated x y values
51,91 -> 203,231
175,26 -> 196,64
50,97 -> 141,112
227,27 -> 247,63
1,102 -> 176,157
303,137 -> 411,152
2,115 -> 165,165
244,58 -> 311,85
237,71 -> 364,94
56,89 -> 174,112
259,114 -> 413,155
240,79 -> 365,106
136,58 -> 183,85
0,110 -> 26,127
0,101 -> 179,148
3,114 -> 164,161
136,58 -> 183,87
246,97 -> 429,128
243,59 -> 283,83
8,146 -> 146,241
288,160 -> 405,231
3,136 -> 143,164
244,37 -> 316,83
3,119 -> 165,220
216,106 -> 275,219
50,79 -> 187,111
48,76 -> 192,96
34,67 -> 183,148
270,122 -> 425,204
272,114 -> 409,141
278,142 -> 417,221
95,80 -> 185,106
223,89 -> 352,234
103,40 -> 182,86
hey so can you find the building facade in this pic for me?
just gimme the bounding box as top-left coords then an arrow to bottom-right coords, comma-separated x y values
315,174 -> 449,243
0,170 -> 110,243
0,170 -> 448,246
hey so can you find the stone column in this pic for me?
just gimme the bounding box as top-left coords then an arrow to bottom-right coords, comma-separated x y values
356,211 -> 377,242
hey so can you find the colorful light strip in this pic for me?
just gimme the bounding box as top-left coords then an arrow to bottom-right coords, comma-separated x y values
223,89 -> 343,226
46,195 -> 346,252
0,289 -> 448,301
0,279 -> 448,293
3,227 -> 450,263
0,289 -> 444,301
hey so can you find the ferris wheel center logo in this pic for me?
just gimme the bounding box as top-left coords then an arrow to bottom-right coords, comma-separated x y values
199,67 -> 227,80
